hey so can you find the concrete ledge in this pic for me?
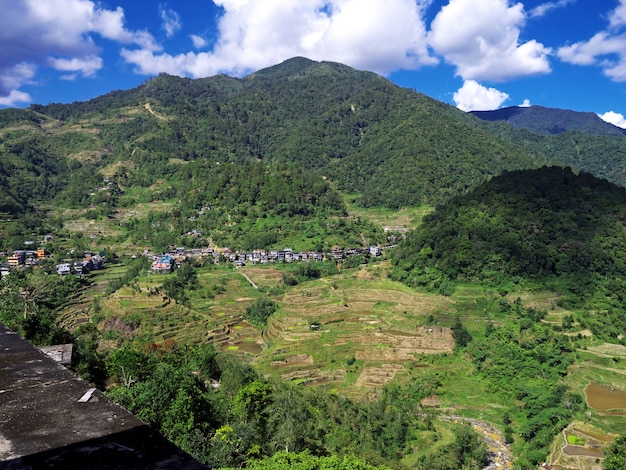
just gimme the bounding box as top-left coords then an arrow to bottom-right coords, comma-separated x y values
0,323 -> 206,469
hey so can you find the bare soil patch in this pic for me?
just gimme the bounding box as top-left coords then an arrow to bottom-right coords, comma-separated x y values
355,363 -> 405,389
585,383 -> 626,411
563,446 -> 604,458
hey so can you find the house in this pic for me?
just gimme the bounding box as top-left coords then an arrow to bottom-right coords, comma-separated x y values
56,263 -> 71,275
74,262 -> 89,276
152,255 -> 174,274
0,264 -> 11,277
90,255 -> 105,270
8,251 -> 26,267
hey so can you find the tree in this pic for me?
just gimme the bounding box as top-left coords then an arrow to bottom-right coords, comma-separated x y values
604,435 -> 626,470
244,298 -> 278,327
452,317 -> 472,348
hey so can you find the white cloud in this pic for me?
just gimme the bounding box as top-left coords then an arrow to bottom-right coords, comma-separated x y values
557,1 -> 626,81
0,0 -> 157,104
92,7 -> 158,50
122,0 -> 437,78
160,4 -> 182,38
48,55 -> 103,77
453,80 -> 509,111
598,111 -> 626,129
0,62 -> 36,97
520,99 -> 531,107
0,90 -> 32,106
529,0 -> 575,18
190,34 -> 208,49
428,0 -> 551,81
610,0 -> 626,28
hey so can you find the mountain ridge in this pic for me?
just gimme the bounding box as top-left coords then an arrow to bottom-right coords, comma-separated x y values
470,104 -> 626,136
3,57 -> 626,252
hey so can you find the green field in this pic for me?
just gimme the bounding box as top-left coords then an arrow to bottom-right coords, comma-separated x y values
53,255 -> 626,469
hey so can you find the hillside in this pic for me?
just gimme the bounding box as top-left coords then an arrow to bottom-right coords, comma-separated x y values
393,166 -> 626,315
2,62 -> 626,470
0,58 -> 543,213
470,105 -> 626,136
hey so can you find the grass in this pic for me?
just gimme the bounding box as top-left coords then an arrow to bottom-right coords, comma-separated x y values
345,200 -> 434,231
567,435 -> 585,445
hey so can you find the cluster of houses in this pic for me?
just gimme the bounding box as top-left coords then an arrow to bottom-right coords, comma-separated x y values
150,245 -> 383,273
2,240 -> 384,278
0,248 -> 48,277
0,247 -> 106,278
55,251 -> 105,276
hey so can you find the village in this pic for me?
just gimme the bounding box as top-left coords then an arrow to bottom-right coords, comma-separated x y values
0,241 -> 384,278
147,244 -> 383,273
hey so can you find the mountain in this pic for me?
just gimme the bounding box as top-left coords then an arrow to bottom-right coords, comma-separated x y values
0,58 -> 544,210
3,57 -> 626,251
392,166 -> 626,312
470,105 -> 626,136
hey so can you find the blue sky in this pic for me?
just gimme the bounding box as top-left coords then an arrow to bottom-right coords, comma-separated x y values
2,0 -> 626,127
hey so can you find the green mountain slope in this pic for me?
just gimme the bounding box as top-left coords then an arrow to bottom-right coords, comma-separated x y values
4,57 -> 626,252
393,166 -> 626,314
0,58 -> 546,210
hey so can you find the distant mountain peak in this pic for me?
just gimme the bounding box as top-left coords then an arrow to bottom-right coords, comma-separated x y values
470,105 -> 626,136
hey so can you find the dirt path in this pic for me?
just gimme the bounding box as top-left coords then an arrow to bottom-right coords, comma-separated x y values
143,103 -> 167,121
237,268 -> 258,289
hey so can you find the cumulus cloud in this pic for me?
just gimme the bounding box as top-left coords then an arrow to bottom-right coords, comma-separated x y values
520,99 -> 531,107
190,34 -> 208,49
428,0 -> 551,82
453,80 -> 509,111
0,0 -> 157,103
557,0 -> 626,81
0,90 -> 32,106
529,0 -> 575,18
122,0 -> 436,78
0,62 -> 36,98
598,111 -> 626,129
48,55 -> 103,77
160,4 -> 182,38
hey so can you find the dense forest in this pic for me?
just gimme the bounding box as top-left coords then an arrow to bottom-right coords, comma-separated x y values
392,166 -> 626,338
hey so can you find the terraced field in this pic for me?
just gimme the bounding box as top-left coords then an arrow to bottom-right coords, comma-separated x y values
58,261 -> 454,397
253,266 -> 455,397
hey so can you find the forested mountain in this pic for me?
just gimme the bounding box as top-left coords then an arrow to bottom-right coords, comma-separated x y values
0,57 -> 544,214
3,55 -> 626,253
393,166 -> 626,322
3,58 -> 626,469
471,105 -> 626,136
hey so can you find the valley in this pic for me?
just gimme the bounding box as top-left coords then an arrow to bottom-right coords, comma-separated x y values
2,58 -> 626,469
